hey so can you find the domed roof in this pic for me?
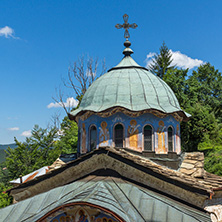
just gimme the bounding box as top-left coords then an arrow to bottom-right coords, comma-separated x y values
70,45 -> 190,121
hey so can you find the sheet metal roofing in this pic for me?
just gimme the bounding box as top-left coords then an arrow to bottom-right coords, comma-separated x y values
0,176 -> 211,222
70,55 -> 190,120
10,166 -> 49,184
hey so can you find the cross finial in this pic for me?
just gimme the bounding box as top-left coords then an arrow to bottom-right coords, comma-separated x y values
115,14 -> 138,40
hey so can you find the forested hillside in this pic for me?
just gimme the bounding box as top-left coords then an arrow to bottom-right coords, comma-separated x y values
0,144 -> 16,163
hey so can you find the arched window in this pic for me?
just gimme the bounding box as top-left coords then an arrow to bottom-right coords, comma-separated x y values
114,124 -> 124,147
168,126 -> 173,152
144,125 -> 153,151
89,125 -> 97,151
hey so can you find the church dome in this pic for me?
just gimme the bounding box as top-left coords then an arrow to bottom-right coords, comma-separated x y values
70,48 -> 190,121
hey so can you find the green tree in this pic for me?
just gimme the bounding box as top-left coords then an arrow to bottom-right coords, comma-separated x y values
188,63 -> 222,120
0,183 -> 13,208
5,125 -> 60,180
149,42 -> 174,78
204,149 -> 222,176
56,116 -> 78,154
181,63 -> 222,151
181,103 -> 219,151
161,61 -> 222,154
163,68 -> 189,108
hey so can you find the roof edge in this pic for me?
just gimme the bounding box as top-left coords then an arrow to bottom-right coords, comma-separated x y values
8,147 -> 210,198
69,106 -> 191,122
108,65 -> 148,72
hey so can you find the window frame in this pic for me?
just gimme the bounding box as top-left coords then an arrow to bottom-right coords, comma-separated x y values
143,124 -> 154,151
167,126 -> 174,152
113,123 -> 125,148
89,124 -> 97,151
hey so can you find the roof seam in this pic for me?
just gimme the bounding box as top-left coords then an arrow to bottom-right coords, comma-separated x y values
90,77 -> 105,111
141,69 -> 167,112
134,68 -> 151,108
111,178 -> 146,221
159,79 -> 179,109
116,69 -> 123,105
128,69 -> 133,110
137,184 -> 208,222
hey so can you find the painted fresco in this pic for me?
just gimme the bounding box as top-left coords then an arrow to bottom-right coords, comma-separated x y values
156,120 -> 166,153
78,112 -> 181,154
99,121 -> 110,147
43,204 -> 120,222
127,119 -> 140,151
75,209 -> 89,221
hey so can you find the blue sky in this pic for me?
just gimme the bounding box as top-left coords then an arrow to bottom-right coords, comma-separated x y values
1,0 -> 222,144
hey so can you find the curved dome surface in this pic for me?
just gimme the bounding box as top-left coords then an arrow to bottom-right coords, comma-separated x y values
70,56 -> 189,120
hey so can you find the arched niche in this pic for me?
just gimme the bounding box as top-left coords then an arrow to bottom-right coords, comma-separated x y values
37,203 -> 124,222
89,125 -> 97,151
143,124 -> 153,151
114,123 -> 124,148
168,126 -> 174,152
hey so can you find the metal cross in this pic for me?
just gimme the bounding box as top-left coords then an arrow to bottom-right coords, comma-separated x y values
115,14 -> 138,40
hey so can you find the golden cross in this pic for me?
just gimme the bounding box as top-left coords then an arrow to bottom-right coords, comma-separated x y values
115,14 -> 138,40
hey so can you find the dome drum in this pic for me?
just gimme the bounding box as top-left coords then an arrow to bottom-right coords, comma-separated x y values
77,111 -> 181,155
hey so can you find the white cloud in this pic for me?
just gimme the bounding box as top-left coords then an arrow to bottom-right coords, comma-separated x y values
0,26 -> 19,39
21,130 -> 31,137
170,50 -> 204,69
146,50 -> 204,69
146,52 -> 156,68
146,52 -> 156,59
8,127 -> 19,131
47,97 -> 79,109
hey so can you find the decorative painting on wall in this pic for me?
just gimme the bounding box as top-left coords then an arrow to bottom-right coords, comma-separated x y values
127,119 -> 140,150
40,204 -> 121,222
78,112 -> 181,154
157,120 -> 166,153
75,209 -> 90,222
99,121 -> 110,147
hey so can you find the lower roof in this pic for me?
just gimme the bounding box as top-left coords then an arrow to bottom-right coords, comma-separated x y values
0,175 -> 211,222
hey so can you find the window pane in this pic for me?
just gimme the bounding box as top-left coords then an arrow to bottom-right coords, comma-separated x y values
90,126 -> 97,151
168,127 -> 173,151
115,124 -> 123,147
144,125 -> 152,151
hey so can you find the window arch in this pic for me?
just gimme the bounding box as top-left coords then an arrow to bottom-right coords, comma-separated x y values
89,125 -> 97,151
114,124 -> 124,147
143,125 -> 153,151
168,126 -> 173,152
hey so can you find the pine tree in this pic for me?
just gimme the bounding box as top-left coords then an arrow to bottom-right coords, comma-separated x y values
149,42 -> 174,79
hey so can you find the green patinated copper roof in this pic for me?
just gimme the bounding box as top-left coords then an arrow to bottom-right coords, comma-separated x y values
0,176 -> 210,222
70,54 -> 190,120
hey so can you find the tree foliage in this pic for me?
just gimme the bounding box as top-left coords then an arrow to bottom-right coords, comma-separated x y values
5,125 -> 61,180
151,43 -> 222,175
55,116 -> 78,154
0,183 -> 13,208
149,42 -> 174,78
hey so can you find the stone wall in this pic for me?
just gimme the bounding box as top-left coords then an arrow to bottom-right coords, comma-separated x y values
179,152 -> 204,178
